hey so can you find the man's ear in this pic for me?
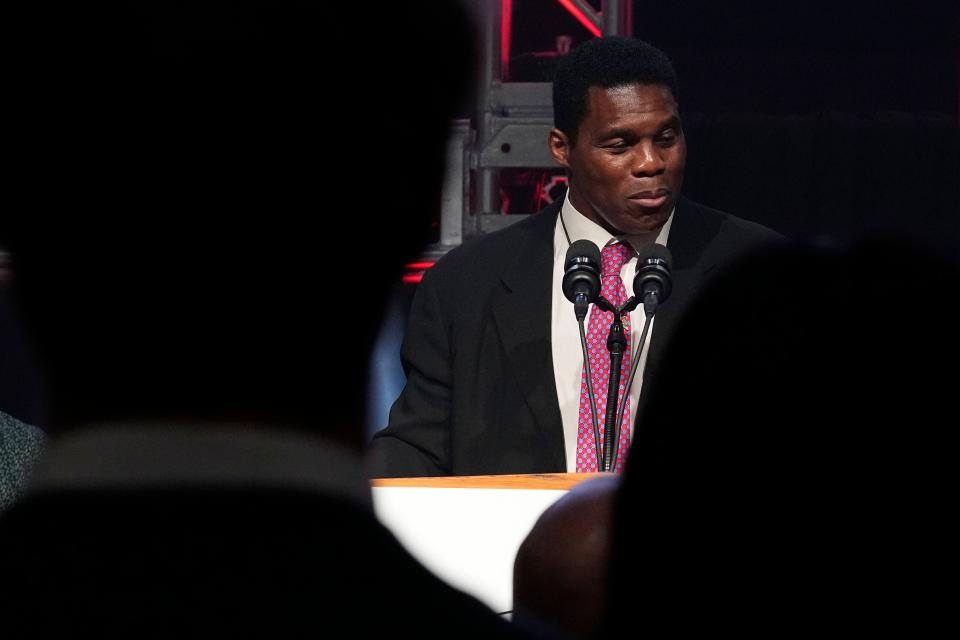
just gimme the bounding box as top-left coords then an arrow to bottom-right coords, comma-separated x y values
548,128 -> 572,169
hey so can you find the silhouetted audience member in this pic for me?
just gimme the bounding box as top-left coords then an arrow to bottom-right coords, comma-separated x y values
0,2 -> 540,637
513,475 -> 619,638
605,241 -> 959,634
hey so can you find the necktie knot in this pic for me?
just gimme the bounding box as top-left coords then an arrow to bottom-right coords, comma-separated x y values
601,242 -> 633,277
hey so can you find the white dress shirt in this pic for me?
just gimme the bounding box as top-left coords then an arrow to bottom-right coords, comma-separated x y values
551,191 -> 673,472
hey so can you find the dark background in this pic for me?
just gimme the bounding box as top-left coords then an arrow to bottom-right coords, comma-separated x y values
510,0 -> 959,254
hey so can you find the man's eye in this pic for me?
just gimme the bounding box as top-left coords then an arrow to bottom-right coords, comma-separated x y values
605,142 -> 629,153
656,131 -> 678,146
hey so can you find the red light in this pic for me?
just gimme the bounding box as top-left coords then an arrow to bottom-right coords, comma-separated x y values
402,260 -> 434,285
555,0 -> 602,37
501,0 -> 513,80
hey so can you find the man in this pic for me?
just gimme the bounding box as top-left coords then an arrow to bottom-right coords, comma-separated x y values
0,2 -> 538,636
369,37 -> 782,477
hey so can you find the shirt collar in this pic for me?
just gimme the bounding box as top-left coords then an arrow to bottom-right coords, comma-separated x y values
556,189 -> 674,258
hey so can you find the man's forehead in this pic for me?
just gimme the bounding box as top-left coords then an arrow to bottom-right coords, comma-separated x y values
582,83 -> 680,130
586,83 -> 678,109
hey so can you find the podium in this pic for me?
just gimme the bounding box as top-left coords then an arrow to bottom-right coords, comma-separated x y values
370,473 -> 602,614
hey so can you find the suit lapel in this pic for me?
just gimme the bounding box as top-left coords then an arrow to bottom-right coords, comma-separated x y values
484,197 -> 719,458
491,202 -> 565,466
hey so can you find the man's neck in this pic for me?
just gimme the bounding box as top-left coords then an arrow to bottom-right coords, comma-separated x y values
561,189 -> 674,252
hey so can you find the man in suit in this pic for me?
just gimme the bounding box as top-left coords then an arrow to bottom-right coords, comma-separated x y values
369,36 -> 781,477
0,2 -> 541,636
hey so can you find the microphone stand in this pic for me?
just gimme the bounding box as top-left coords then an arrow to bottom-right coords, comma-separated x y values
577,317 -> 604,471
607,290 -> 664,471
594,295 -> 640,472
580,291 -> 665,472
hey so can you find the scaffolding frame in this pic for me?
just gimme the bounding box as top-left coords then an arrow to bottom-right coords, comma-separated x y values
436,0 -> 632,252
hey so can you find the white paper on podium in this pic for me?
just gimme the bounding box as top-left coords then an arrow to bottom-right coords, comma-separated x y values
372,486 -> 567,614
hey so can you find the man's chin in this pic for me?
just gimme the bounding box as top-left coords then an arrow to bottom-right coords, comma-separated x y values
618,208 -> 672,236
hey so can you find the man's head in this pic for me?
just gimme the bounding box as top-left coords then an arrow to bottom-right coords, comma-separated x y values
513,476 -> 620,638
550,37 -> 685,236
0,2 -> 473,447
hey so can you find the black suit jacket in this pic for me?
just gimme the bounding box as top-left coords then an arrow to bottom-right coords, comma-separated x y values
368,197 -> 782,477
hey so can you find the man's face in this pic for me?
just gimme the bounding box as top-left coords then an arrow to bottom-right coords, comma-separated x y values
550,83 -> 686,236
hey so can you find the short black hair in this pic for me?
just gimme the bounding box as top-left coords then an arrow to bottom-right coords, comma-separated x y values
553,36 -> 679,144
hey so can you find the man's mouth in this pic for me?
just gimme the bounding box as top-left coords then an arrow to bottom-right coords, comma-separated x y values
628,188 -> 669,208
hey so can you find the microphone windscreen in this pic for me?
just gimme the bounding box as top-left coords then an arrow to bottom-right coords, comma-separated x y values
565,239 -> 601,268
637,243 -> 672,270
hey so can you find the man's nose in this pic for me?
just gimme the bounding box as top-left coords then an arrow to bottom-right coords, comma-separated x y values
631,142 -> 666,176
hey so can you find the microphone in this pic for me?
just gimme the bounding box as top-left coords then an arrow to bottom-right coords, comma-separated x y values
562,239 -> 602,321
633,244 -> 672,314
563,239 -> 604,468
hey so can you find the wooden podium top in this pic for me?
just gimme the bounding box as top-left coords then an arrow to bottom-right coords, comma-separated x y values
370,472 -> 613,491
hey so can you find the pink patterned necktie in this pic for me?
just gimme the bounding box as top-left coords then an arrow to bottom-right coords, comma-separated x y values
576,241 -> 633,473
